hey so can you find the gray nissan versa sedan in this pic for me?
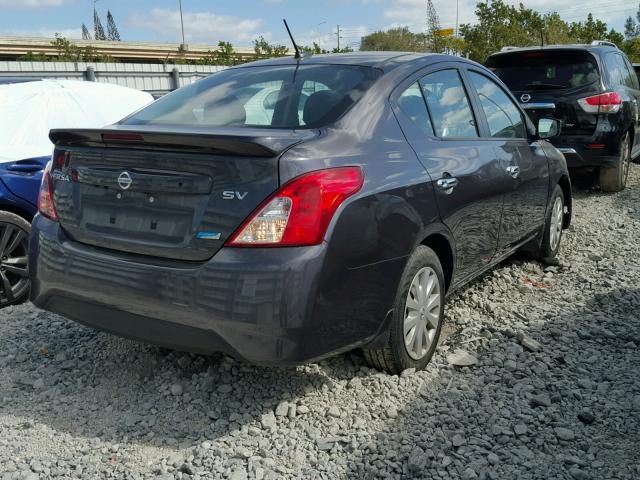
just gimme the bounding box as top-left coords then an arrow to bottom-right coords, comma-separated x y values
29,53 -> 572,374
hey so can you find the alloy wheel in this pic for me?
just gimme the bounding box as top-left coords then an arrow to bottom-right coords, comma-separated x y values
549,196 -> 564,252
0,222 -> 29,305
403,266 -> 441,360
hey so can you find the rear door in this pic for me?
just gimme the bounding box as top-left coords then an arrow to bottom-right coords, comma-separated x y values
464,68 -> 549,252
393,65 -> 510,282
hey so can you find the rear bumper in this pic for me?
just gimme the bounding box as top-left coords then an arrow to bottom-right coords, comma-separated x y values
552,129 -> 623,169
29,215 -> 403,365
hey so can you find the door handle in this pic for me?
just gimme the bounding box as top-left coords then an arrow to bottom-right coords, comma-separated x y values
506,165 -> 520,178
436,177 -> 459,192
6,163 -> 43,173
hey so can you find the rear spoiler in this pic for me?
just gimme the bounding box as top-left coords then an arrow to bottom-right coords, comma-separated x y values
49,126 -> 316,157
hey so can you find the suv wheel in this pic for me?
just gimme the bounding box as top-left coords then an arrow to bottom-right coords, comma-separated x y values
0,212 -> 30,308
363,245 -> 444,374
600,133 -> 631,192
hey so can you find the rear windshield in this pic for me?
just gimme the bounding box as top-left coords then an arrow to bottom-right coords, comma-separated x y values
487,51 -> 600,91
122,64 -> 381,129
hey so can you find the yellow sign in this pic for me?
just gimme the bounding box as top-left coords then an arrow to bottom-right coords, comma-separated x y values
434,28 -> 455,37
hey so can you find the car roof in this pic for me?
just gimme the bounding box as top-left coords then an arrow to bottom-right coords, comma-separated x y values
231,52 -> 468,73
487,43 -> 620,59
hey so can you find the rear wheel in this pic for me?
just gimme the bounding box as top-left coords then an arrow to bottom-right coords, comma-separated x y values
600,133 -> 631,192
0,212 -> 30,308
363,246 -> 444,374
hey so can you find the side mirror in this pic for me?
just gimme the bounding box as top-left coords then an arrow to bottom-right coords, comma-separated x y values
537,118 -> 561,139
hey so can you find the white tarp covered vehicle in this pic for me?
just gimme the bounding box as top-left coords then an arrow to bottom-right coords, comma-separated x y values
0,79 -> 153,164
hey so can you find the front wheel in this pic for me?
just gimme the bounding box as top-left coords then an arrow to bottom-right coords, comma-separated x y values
0,211 -> 31,308
600,133 -> 631,192
534,185 -> 565,261
363,246 -> 445,374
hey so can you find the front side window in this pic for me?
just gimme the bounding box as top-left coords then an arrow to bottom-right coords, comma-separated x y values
122,65 -> 381,129
469,71 -> 526,139
397,82 -> 434,136
419,69 -> 478,138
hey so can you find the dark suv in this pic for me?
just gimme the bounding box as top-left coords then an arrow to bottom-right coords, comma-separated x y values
486,41 -> 640,192
30,53 -> 571,374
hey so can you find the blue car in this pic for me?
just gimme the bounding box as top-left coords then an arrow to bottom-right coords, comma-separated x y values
0,154 -> 42,307
0,78 -> 153,306
0,79 -> 46,306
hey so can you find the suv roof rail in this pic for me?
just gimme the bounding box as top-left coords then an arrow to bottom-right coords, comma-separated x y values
500,46 -> 520,52
590,40 -> 617,48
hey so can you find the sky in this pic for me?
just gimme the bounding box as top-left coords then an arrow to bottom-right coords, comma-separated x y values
0,0 -> 636,50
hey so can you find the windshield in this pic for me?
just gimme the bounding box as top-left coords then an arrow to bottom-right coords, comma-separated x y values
122,64 -> 381,129
487,51 -> 600,91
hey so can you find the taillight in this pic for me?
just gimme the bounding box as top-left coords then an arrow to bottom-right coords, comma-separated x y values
227,166 -> 364,247
577,92 -> 622,114
38,161 -> 59,222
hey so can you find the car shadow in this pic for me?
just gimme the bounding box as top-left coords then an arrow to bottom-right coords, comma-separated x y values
343,285 -> 640,479
0,311 -> 346,452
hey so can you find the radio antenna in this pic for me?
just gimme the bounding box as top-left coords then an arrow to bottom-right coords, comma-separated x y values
283,19 -> 301,60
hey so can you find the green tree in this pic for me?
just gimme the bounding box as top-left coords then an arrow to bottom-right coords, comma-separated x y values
81,23 -> 91,40
94,9 -> 106,40
198,41 -> 240,66
253,36 -> 288,58
17,51 -> 50,61
622,37 -> 640,62
50,34 -> 117,62
106,10 -> 121,41
425,0 -> 444,53
360,27 -> 426,52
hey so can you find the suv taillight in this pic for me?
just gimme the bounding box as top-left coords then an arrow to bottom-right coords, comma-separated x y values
577,92 -> 622,114
227,167 -> 364,247
38,161 -> 59,222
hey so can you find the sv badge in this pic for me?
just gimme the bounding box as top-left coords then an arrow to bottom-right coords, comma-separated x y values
222,191 -> 248,200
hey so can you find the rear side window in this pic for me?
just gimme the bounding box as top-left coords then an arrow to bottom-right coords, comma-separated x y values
605,53 -> 626,86
397,82 -> 434,136
468,71 -> 526,139
606,53 -> 639,89
488,51 -> 600,91
419,69 -> 478,138
122,65 -> 381,129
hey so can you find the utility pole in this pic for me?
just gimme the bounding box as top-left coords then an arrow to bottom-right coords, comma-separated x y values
336,24 -> 341,51
455,0 -> 459,37
179,0 -> 186,48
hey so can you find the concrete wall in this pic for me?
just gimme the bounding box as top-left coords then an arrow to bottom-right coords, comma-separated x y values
0,61 -> 226,95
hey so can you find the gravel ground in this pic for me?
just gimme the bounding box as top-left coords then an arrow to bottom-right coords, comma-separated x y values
1,165 -> 639,480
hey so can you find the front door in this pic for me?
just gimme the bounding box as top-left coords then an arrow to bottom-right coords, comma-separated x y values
464,69 -> 549,251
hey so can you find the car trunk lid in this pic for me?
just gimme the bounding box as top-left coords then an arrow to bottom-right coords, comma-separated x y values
48,126 -> 315,262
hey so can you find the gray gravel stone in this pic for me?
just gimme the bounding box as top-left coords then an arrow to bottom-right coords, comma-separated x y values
1,166 -> 640,479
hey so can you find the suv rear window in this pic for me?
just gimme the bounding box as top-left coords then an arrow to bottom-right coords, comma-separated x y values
487,50 -> 600,91
122,65 -> 381,129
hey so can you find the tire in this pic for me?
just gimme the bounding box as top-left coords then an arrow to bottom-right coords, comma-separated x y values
363,245 -> 445,374
600,133 -> 631,192
0,211 -> 31,308
534,185 -> 565,261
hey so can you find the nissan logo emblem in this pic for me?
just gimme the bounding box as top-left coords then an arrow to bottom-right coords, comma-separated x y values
117,171 -> 133,190
520,93 -> 531,103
